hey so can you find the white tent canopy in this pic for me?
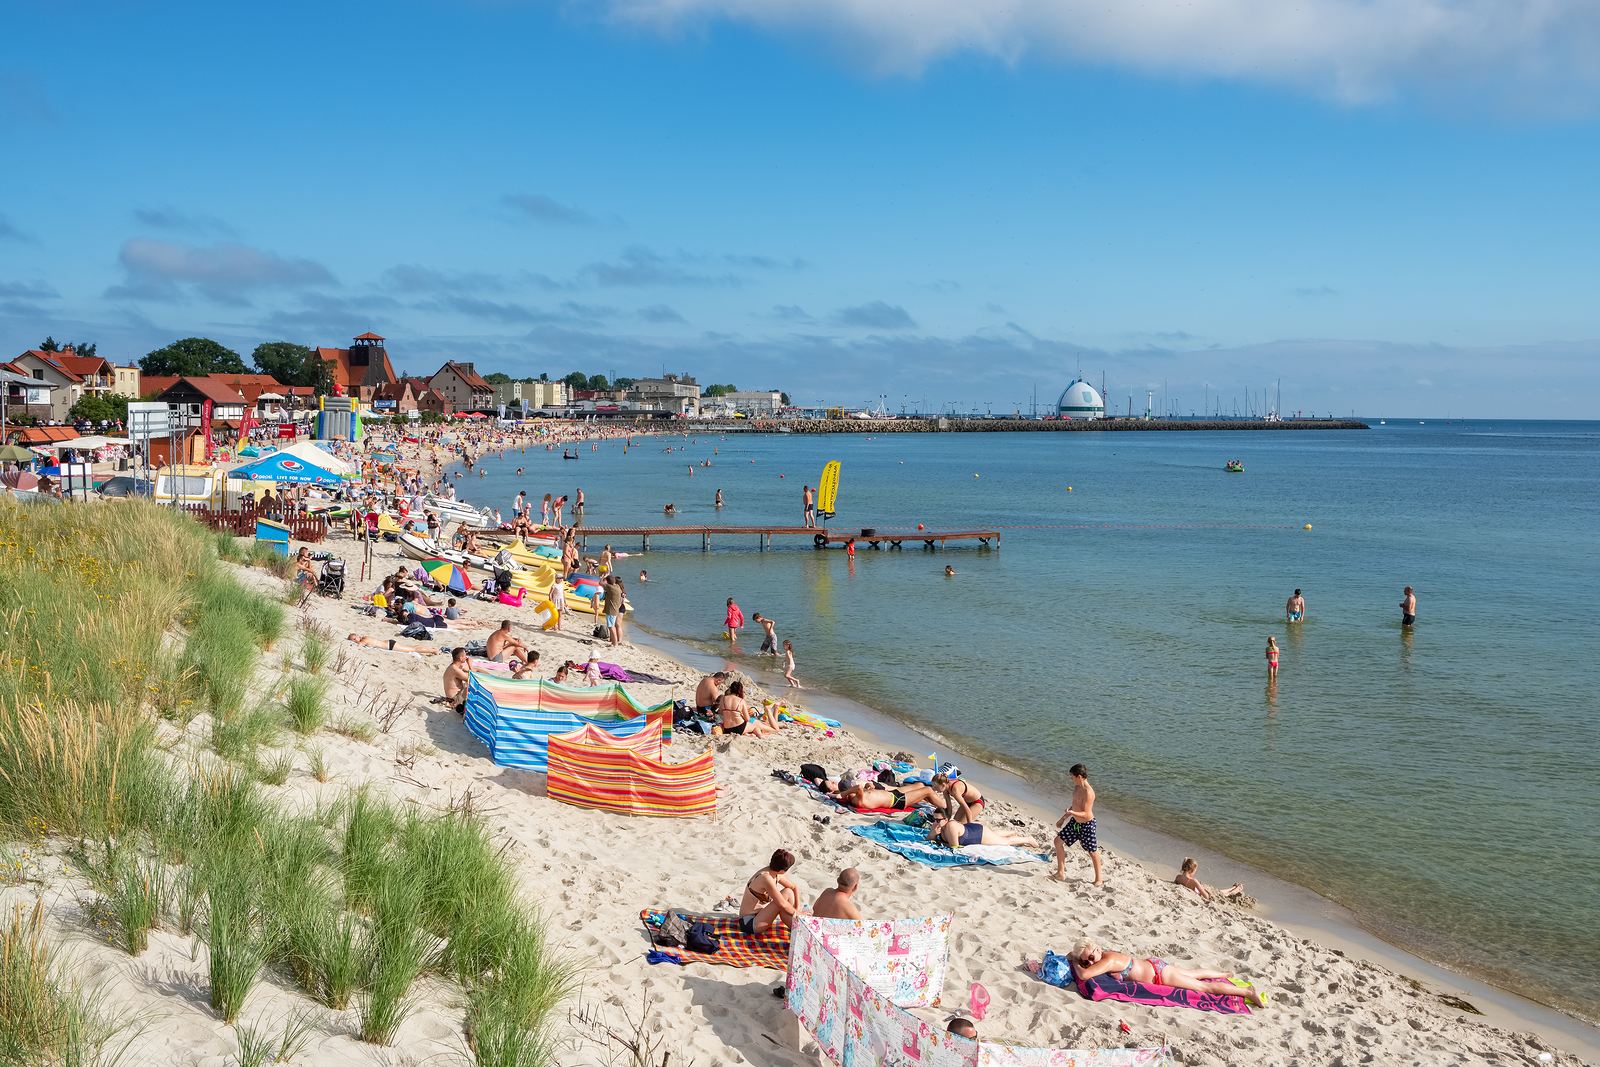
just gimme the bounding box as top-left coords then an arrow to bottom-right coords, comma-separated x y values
273,440 -> 352,475
50,436 -> 132,450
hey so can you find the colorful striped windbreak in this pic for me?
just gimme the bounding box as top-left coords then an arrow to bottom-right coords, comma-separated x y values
547,719 -> 717,818
464,674 -> 675,771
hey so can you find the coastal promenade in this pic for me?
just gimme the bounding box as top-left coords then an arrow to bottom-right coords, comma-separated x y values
738,417 -> 1369,433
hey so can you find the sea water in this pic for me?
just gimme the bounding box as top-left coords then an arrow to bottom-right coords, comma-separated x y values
448,421 -> 1600,1019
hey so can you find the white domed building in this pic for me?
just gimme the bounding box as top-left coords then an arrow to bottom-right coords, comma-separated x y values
1058,379 -> 1104,419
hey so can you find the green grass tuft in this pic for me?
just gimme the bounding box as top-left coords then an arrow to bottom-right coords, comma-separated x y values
284,677 -> 328,736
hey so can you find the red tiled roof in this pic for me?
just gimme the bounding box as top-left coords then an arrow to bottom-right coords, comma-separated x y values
155,377 -> 248,406
436,361 -> 494,392
17,351 -> 84,382
55,355 -> 115,380
11,426 -> 81,444
354,332 -> 385,341
140,376 -> 180,397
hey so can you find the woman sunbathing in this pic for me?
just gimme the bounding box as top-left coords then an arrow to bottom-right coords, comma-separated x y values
837,780 -> 939,811
1062,938 -> 1267,1007
740,849 -> 801,935
927,812 -> 1036,849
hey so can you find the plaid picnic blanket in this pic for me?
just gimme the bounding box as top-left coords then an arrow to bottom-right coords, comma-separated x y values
639,909 -> 790,969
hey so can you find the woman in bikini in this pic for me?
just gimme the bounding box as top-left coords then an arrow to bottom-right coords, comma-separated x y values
927,811 -> 1036,850
1266,636 -> 1279,680
1065,938 -> 1267,1007
930,773 -> 985,822
717,681 -> 776,738
739,849 -> 802,936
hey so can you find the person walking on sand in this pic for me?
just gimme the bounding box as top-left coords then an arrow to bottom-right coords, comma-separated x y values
515,490 -> 526,519
783,640 -> 802,688
1286,589 -> 1306,622
1052,763 -> 1103,885
1265,636 -> 1279,680
803,485 -> 815,527
1400,586 -> 1417,627
725,597 -> 744,637
754,612 -> 778,655
541,493 -> 552,526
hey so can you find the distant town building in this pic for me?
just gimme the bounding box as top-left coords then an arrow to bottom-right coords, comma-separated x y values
5,350 -> 114,422
314,332 -> 398,402
523,380 -> 569,408
629,374 -> 699,415
0,366 -> 57,423
493,381 -> 523,407
152,377 -> 249,428
113,363 -> 142,399
720,391 -> 785,416
427,362 -> 495,412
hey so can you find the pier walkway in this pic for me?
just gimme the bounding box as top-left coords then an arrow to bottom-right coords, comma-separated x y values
572,525 -> 999,552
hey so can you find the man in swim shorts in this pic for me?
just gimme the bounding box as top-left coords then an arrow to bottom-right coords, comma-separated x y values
1053,763 -> 1103,885
1286,589 -> 1305,622
443,648 -> 471,712
694,671 -> 727,716
1400,586 -> 1416,627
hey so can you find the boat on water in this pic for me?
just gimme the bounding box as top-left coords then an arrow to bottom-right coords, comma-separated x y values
1225,462 -> 1244,472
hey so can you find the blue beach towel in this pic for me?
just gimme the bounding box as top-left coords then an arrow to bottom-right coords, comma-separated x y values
848,820 -> 1050,868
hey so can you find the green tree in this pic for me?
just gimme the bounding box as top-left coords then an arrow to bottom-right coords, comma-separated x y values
586,374 -> 609,391
250,341 -> 336,395
140,337 -> 246,377
39,337 -> 98,359
780,392 -> 791,406
68,393 -> 129,424
703,383 -> 738,397
562,371 -> 589,390
539,372 -> 549,382
613,377 -> 635,389
484,372 -> 512,385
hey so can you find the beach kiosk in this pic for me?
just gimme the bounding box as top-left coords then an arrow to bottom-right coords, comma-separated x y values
255,517 -> 292,557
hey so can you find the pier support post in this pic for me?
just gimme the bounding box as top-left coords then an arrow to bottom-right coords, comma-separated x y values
702,532 -> 710,552
642,534 -> 649,552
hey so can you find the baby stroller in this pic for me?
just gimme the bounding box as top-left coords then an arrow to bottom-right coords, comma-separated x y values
317,559 -> 346,598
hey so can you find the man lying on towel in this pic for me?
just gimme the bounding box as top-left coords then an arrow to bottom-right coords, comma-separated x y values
837,781 -> 939,811
927,811 -> 1038,850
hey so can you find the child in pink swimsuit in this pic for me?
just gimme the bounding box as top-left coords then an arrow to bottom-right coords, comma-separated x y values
1265,637 -> 1279,680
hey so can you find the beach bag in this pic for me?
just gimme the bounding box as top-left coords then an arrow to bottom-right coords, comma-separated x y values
876,769 -> 899,785
463,639 -> 488,656
593,624 -> 608,638
1038,951 -> 1074,990
799,763 -> 828,786
686,922 -> 720,954
399,624 -> 434,641
655,912 -> 691,947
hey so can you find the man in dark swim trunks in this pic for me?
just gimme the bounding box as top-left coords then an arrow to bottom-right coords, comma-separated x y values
1400,586 -> 1416,626
837,781 -> 939,810
443,648 -> 471,712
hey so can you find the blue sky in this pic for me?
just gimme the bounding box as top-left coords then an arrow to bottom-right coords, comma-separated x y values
2,0 -> 1599,417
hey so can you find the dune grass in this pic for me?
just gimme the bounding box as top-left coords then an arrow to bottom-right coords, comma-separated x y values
283,676 -> 328,736
0,500 -> 576,1059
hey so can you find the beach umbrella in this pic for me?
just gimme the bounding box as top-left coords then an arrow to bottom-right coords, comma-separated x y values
0,470 -> 39,490
0,444 -> 35,462
419,557 -> 473,593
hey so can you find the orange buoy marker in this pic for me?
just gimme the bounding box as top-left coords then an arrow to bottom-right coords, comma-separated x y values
917,524 -> 924,530
1305,524 -> 1313,530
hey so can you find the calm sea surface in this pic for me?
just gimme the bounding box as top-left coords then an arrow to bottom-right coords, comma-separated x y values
450,420 -> 1600,1017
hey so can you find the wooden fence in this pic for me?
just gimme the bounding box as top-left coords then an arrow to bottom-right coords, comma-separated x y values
181,505 -> 331,543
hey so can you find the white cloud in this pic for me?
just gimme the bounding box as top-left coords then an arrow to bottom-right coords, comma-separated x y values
595,0 -> 1600,109
106,239 -> 334,305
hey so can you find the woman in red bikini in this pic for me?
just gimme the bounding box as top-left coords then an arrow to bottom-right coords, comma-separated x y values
1065,938 -> 1267,1007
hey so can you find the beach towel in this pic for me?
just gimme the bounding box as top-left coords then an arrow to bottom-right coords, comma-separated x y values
849,820 -> 1049,868
640,909 -> 788,969
1043,953 -> 1252,1015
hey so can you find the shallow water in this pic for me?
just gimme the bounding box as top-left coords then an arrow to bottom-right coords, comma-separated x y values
447,420 -> 1600,1018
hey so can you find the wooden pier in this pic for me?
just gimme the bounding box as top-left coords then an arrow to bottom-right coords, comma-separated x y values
573,525 -> 1000,552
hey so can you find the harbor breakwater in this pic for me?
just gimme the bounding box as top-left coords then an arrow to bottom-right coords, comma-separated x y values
742,417 -> 1369,433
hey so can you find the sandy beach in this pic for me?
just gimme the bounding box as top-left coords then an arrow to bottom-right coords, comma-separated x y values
0,501 -> 1587,1067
